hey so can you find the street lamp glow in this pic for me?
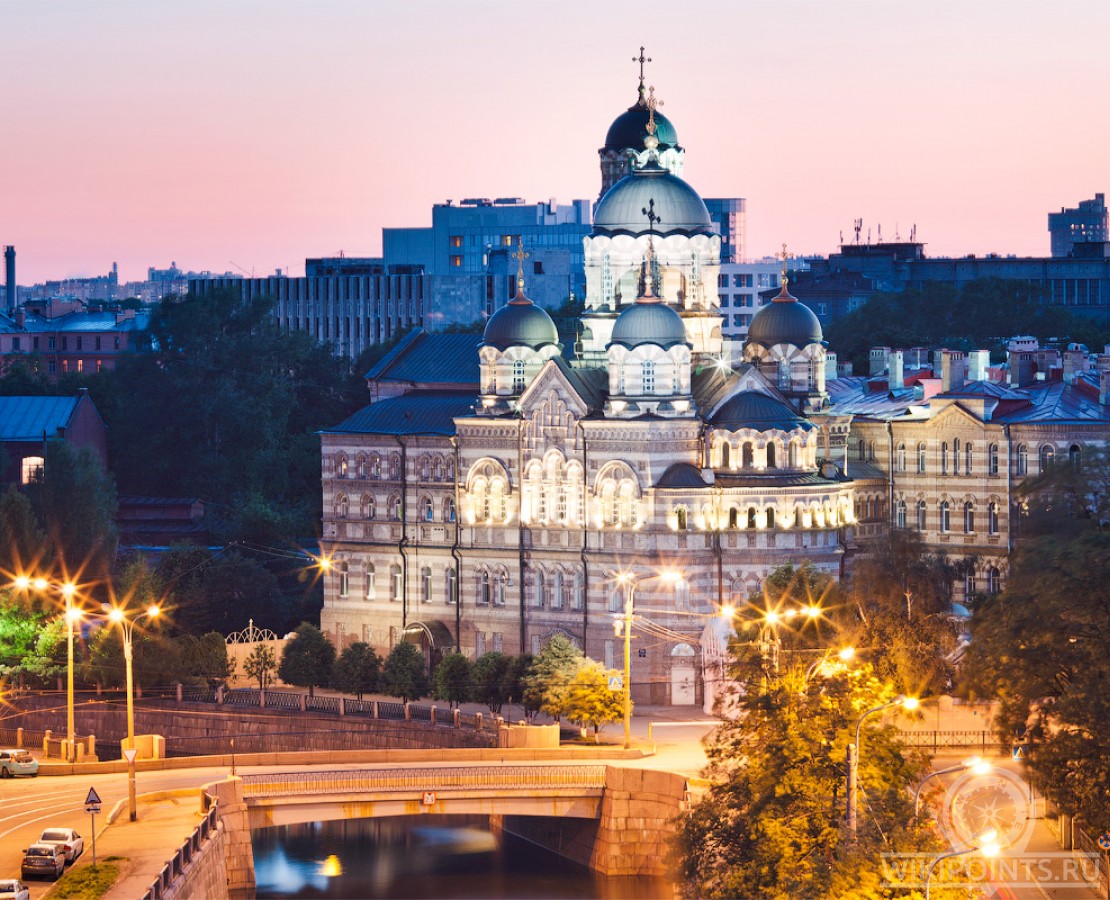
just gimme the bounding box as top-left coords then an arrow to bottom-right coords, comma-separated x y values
33,577 -> 48,592
65,606 -> 83,625
718,603 -> 736,619
924,829 -> 1001,900
803,605 -> 822,619
901,696 -> 920,711
60,582 -> 77,600
146,604 -> 160,619
838,646 -> 856,661
764,610 -> 781,625
849,693 -> 919,837
13,575 -> 30,591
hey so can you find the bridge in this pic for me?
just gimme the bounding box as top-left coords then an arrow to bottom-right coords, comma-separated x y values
239,765 -> 608,829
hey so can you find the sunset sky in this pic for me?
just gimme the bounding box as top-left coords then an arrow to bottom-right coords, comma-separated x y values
5,0 -> 1108,283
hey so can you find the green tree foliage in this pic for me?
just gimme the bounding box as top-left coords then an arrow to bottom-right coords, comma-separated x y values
0,487 -> 46,577
964,449 -> 1110,833
0,597 -> 45,676
565,660 -> 624,737
470,652 -> 513,714
678,653 -> 940,899
19,618 -> 67,686
379,641 -> 429,702
523,635 -> 584,722
26,438 -> 118,578
278,623 -> 336,697
432,652 -> 472,707
502,653 -> 533,715
332,641 -> 381,699
177,632 -> 233,685
243,644 -> 277,691
826,279 -> 1109,372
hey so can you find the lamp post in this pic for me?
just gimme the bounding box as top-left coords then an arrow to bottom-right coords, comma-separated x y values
718,602 -> 822,684
913,756 -> 992,820
107,604 -> 160,752
614,570 -> 683,749
847,693 -> 919,837
924,829 -> 1000,899
804,645 -> 856,683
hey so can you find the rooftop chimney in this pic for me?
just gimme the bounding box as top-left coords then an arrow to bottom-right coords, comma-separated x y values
1062,348 -> 1088,384
968,349 -> 991,383
1009,350 -> 1036,387
3,246 -> 14,313
941,350 -> 966,393
1098,355 -> 1110,405
888,349 -> 904,389
870,347 -> 891,377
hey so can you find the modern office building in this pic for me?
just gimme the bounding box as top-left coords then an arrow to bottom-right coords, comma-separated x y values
1048,194 -> 1107,258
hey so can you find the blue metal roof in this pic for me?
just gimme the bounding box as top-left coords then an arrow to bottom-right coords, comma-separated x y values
364,330 -> 480,385
325,392 -> 475,436
0,396 -> 80,441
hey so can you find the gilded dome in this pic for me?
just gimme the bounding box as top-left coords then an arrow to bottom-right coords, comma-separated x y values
593,165 -> 714,238
481,287 -> 559,351
746,283 -> 823,348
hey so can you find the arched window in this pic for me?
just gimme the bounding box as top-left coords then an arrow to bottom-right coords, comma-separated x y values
336,454 -> 348,478
896,499 -> 907,530
728,508 -> 739,529
421,457 -> 430,480
390,565 -> 403,602
988,501 -> 999,534
388,455 -> 400,480
513,359 -> 526,393
1069,444 -> 1081,472
941,442 -> 949,475
494,572 -> 507,606
421,566 -> 432,603
365,563 -> 376,600
747,507 -> 757,528
609,585 -> 623,613
444,496 -> 456,523
389,495 -> 402,521
964,501 -> 974,533
720,442 -> 730,469
552,571 -> 564,610
918,443 -> 927,474
335,494 -> 349,519
917,500 -> 927,531
789,441 -> 800,468
858,440 -> 866,461
988,443 -> 998,475
433,458 -> 443,481
964,571 -> 976,597
1039,445 -> 1055,473
370,455 -> 382,479
338,561 -> 349,597
675,506 -> 688,530
1016,444 -> 1028,476
362,494 -> 375,519
572,572 -> 584,610
895,443 -> 906,473
421,496 -> 434,522
966,442 -> 975,474
445,568 -> 457,604
534,571 -> 546,608
766,507 -> 776,529
766,442 -> 777,469
641,360 -> 656,394
478,571 -> 491,606
986,567 -> 1001,594
869,440 -> 877,461
940,500 -> 951,533
356,456 -> 368,479
742,442 -> 754,468
20,456 -> 44,484
953,439 -> 960,475
491,478 -> 507,522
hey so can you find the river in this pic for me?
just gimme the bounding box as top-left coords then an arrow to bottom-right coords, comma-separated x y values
253,816 -> 674,899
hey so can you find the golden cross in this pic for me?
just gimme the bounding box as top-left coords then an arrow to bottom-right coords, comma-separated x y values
646,85 -> 663,135
633,46 -> 651,101
779,243 -> 789,284
511,237 -> 529,290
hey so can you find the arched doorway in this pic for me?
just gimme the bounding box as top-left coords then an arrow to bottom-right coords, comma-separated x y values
670,643 -> 697,706
402,620 -> 455,673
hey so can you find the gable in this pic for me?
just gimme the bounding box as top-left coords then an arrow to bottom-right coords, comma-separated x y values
518,360 -> 591,419
704,366 -> 792,421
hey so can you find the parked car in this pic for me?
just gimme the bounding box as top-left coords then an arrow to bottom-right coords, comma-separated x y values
0,750 -> 37,778
0,879 -> 30,900
39,828 -> 84,863
20,844 -> 64,881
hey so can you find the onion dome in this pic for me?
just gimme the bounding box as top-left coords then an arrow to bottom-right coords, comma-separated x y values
481,282 -> 559,351
746,280 -> 823,348
709,390 -> 815,431
605,101 -> 679,153
594,165 -> 713,238
610,299 -> 688,349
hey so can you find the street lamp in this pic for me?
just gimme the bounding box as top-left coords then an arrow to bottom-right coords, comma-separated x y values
804,645 -> 856,682
847,693 -> 919,837
614,570 -> 684,749
924,828 -> 1000,899
107,604 -> 160,752
913,756 -> 993,820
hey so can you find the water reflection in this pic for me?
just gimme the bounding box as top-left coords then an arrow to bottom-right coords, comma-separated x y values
253,816 -> 671,899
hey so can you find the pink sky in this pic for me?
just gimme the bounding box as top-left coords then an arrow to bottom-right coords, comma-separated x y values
5,0 -> 1108,284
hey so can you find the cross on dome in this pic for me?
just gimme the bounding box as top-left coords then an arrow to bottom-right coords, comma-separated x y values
632,45 -> 652,105
646,85 -> 663,136
511,237 -> 530,292
779,242 -> 789,285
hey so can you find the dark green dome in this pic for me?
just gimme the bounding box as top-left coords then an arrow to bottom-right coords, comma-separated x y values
610,299 -> 688,349
605,102 -> 680,152
482,289 -> 559,351
594,165 -> 713,238
710,390 -> 814,432
746,284 -> 823,348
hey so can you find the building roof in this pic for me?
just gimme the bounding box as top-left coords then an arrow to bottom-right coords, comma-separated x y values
364,330 -> 481,386
325,392 -> 475,436
593,164 -> 713,238
746,283 -> 823,348
552,357 -> 608,410
481,289 -> 560,351
656,462 -> 708,489
709,390 -> 815,432
0,395 -> 81,441
610,298 -> 688,349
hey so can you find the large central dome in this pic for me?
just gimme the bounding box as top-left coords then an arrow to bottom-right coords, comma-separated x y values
610,298 -> 688,349
594,165 -> 714,238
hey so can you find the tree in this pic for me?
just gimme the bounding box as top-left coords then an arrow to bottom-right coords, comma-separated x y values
278,623 -> 336,697
19,618 -> 67,686
0,487 -> 46,577
332,641 -> 381,699
470,652 -> 512,714
963,449 -> 1110,833
523,634 -> 584,722
178,632 -> 233,685
502,653 -> 533,716
0,597 -> 45,677
379,641 -> 429,702
432,652 -> 472,708
565,660 -> 623,738
243,644 -> 277,691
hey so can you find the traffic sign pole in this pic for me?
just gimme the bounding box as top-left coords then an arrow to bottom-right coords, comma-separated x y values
123,748 -> 138,821
85,787 -> 102,867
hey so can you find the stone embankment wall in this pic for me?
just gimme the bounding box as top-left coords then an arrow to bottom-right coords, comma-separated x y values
162,825 -> 229,900
492,766 -> 688,877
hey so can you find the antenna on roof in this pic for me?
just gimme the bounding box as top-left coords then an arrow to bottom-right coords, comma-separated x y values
853,218 -> 863,245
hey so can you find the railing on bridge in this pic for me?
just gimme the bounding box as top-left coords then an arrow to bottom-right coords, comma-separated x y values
140,798 -> 220,900
898,730 -> 1005,753
240,765 -> 607,799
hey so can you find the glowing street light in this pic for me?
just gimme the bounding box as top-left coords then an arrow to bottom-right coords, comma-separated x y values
913,756 -> 993,819
925,828 -> 1000,899
107,604 -> 161,753
847,694 -> 919,838
614,570 -> 684,749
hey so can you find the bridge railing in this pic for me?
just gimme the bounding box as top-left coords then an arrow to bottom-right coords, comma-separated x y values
140,798 -> 220,900
239,764 -> 607,798
898,730 -> 1006,753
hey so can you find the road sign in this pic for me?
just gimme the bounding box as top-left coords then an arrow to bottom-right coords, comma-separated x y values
1012,744 -> 1028,761
123,748 -> 138,764
422,792 -> 436,806
85,786 -> 102,813
1098,832 -> 1110,851
608,674 -> 623,691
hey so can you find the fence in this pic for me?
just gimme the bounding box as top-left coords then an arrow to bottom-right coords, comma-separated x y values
897,730 -> 1005,753
140,798 -> 220,900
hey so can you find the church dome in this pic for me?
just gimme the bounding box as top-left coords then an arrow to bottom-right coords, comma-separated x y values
610,297 -> 688,349
710,390 -> 814,431
481,287 -> 559,351
593,165 -> 714,238
605,103 -> 679,152
746,283 -> 823,348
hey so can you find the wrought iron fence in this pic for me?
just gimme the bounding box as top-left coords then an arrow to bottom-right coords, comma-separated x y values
898,730 -> 1005,752
140,798 -> 220,900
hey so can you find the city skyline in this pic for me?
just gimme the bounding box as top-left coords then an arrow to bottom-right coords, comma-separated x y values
6,0 -> 1108,284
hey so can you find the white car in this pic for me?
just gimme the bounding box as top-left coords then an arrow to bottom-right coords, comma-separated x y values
39,827 -> 84,863
0,880 -> 30,900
